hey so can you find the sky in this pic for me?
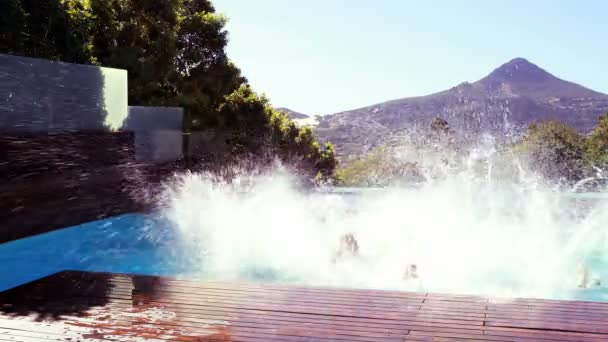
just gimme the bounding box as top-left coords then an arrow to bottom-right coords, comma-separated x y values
214,0 -> 607,115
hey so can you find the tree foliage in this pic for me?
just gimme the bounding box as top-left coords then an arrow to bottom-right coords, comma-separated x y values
0,0 -> 336,177
335,147 -> 424,187
217,85 -> 337,177
517,120 -> 587,182
431,117 -> 449,133
585,113 -> 608,168
0,0 -> 95,63
87,0 -> 245,128
514,116 -> 608,183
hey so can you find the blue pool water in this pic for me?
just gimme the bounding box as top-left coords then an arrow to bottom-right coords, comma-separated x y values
0,213 -> 191,291
1,206 -> 607,302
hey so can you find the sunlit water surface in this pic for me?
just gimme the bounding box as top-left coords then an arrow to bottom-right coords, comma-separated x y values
1,172 -> 607,303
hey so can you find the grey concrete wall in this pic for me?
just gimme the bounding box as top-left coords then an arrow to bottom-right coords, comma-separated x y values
122,106 -> 183,131
0,54 -> 197,242
0,53 -> 128,133
122,106 -> 184,163
0,55 -> 189,242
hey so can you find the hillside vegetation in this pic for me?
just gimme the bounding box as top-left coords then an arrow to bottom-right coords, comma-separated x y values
337,113 -> 608,187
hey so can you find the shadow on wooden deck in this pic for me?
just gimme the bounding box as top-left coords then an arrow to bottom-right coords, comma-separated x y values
0,272 -> 114,321
1,271 -> 608,341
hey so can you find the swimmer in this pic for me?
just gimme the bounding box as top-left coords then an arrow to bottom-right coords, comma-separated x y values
403,264 -> 419,280
332,233 -> 359,263
576,262 -> 589,288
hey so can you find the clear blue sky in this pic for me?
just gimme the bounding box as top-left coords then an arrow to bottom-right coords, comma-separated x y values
214,0 -> 607,115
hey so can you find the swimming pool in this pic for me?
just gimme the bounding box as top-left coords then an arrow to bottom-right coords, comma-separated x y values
1,185 -> 608,303
0,213 -> 186,291
1,213 -> 607,303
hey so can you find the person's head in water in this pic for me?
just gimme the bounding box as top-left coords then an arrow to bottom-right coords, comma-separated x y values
576,262 -> 589,288
340,233 -> 359,255
403,263 -> 418,280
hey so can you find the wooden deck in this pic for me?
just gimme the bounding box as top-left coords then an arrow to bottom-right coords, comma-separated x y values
1,272 -> 608,341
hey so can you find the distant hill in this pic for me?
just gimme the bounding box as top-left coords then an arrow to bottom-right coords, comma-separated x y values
315,58 -> 608,160
276,107 -> 309,119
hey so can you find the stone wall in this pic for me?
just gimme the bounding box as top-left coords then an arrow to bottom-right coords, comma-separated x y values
0,55 -> 185,242
0,132 -> 135,181
0,54 -> 128,133
0,132 -> 138,242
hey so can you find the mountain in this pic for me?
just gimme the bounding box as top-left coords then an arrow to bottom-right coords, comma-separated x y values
315,58 -> 608,160
276,107 -> 309,119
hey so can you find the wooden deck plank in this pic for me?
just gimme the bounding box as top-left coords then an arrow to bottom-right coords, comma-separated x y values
94,273 -> 429,299
38,276 -> 427,308
484,327 -> 608,341
2,298 -> 483,337
2,298 -> 412,331
0,317 -> 404,342
1,271 -> 608,341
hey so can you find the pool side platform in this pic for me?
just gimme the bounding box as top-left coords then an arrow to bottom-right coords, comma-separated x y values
1,271 -> 608,341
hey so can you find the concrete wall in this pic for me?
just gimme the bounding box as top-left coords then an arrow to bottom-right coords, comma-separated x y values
0,55 -> 186,242
122,106 -> 184,163
0,54 -> 128,133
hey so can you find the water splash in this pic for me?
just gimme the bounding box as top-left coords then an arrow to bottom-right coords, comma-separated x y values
572,177 -> 608,193
159,146 -> 608,302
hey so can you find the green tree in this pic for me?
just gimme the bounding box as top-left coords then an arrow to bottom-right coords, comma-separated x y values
335,147 -> 424,187
584,113 -> 608,168
431,117 -> 449,133
0,0 -> 337,177
517,120 -> 587,182
0,0 -> 94,63
217,85 -> 337,177
88,0 -> 244,129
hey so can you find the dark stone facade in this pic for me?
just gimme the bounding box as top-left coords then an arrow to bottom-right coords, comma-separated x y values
0,130 -> 189,242
0,132 -> 135,181
0,132 -> 138,243
0,54 -> 184,243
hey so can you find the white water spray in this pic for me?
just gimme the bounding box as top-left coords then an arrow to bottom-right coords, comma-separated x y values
160,147 -> 608,302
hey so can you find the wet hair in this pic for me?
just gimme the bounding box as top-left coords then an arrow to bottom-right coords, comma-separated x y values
340,233 -> 359,253
403,264 -> 419,280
